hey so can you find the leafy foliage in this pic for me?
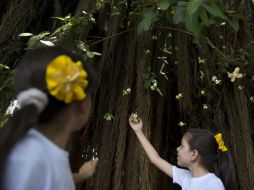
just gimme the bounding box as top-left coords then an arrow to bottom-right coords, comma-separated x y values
20,11 -> 95,51
135,0 -> 242,43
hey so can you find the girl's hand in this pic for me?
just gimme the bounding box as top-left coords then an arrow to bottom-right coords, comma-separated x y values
129,113 -> 143,133
78,158 -> 99,180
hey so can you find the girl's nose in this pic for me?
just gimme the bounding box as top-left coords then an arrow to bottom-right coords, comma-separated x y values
176,146 -> 179,152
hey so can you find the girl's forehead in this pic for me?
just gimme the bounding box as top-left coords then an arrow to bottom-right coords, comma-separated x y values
181,134 -> 191,143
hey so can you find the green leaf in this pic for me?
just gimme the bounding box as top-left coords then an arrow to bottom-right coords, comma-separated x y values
86,51 -> 95,59
177,1 -> 188,6
38,31 -> 50,38
202,3 -> 227,19
248,55 -> 254,65
228,19 -> 239,32
27,36 -> 41,49
138,9 -> 159,34
192,22 -> 203,44
185,10 -> 199,32
158,0 -> 170,10
0,64 -> 10,70
142,73 -> 150,80
173,6 -> 186,24
199,7 -> 210,26
187,0 -> 204,16
137,18 -> 152,34
52,17 -> 66,22
143,9 -> 159,22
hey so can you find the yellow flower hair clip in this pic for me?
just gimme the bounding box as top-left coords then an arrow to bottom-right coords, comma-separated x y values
46,55 -> 89,103
214,133 -> 228,152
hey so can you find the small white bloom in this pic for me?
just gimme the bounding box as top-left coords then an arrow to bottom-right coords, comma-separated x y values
178,121 -> 186,127
212,76 -> 217,82
144,50 -> 150,54
198,57 -> 206,64
200,71 -> 205,79
227,67 -> 243,82
238,85 -> 244,90
176,93 -> 183,100
215,79 -> 221,85
201,90 -> 205,95
152,35 -> 158,40
250,96 -> 254,103
203,104 -> 208,110
123,88 -> 131,95
151,86 -> 156,91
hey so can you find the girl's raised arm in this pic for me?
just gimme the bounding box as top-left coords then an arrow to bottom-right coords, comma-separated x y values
129,115 -> 173,178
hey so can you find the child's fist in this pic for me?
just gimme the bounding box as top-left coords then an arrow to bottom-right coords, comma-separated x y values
129,113 -> 143,132
79,158 -> 99,180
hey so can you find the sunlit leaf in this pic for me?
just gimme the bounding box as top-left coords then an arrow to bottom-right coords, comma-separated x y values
19,33 -> 33,37
40,40 -> 55,46
158,0 -> 170,10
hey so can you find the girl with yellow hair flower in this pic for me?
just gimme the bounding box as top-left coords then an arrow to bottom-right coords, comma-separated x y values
0,47 -> 98,190
129,114 -> 237,190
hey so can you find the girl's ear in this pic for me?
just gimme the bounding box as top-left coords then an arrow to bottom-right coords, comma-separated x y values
191,149 -> 199,161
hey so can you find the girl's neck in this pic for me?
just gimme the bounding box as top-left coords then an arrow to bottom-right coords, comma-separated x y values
189,164 -> 209,178
36,104 -> 76,149
36,122 -> 72,150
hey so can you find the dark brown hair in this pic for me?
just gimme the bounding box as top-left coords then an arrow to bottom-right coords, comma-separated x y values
185,128 -> 238,190
0,46 -> 97,189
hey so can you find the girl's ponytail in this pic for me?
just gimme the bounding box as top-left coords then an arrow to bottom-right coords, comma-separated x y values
0,105 -> 40,189
218,151 -> 238,190
186,129 -> 238,190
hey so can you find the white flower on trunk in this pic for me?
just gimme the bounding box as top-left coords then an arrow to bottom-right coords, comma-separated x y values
227,67 -> 243,82
178,121 -> 186,127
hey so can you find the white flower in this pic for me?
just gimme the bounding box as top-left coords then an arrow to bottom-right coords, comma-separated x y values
227,67 -> 243,82
201,90 -> 205,95
238,85 -> 244,90
144,50 -> 150,54
215,79 -> 221,84
212,76 -> 221,84
178,121 -> 186,127
150,80 -> 158,91
200,71 -> 205,79
152,35 -> 157,40
203,104 -> 208,110
250,96 -> 254,103
212,76 -> 218,82
123,88 -> 131,95
198,57 -> 206,64
176,93 -> 183,99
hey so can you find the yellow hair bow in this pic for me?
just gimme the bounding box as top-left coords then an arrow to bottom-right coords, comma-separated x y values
214,133 -> 228,152
46,55 -> 89,103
